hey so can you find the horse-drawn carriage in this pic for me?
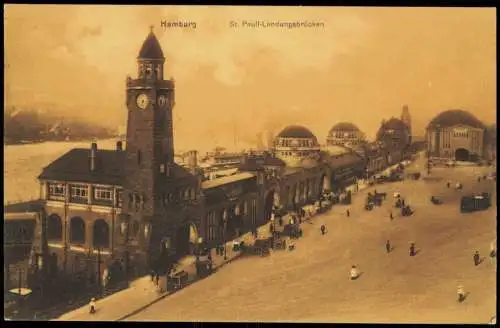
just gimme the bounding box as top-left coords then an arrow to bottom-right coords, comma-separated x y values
167,270 -> 189,291
271,235 -> 287,250
406,172 -> 421,180
280,223 -> 301,239
401,205 -> 413,216
430,196 -> 442,205
339,191 -> 352,205
243,238 -> 271,257
460,193 -> 491,213
366,192 -> 384,207
394,198 -> 406,208
195,251 -> 213,278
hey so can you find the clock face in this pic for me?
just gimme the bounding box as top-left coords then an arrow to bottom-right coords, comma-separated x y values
157,95 -> 168,108
136,93 -> 149,110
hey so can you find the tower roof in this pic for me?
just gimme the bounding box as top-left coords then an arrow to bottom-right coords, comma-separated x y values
277,125 -> 316,139
426,109 -> 485,130
138,29 -> 164,60
329,122 -> 360,133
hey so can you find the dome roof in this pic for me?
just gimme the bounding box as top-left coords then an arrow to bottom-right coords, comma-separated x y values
427,109 -> 485,129
330,122 -> 360,133
277,125 -> 316,139
383,117 -> 407,130
138,31 -> 164,60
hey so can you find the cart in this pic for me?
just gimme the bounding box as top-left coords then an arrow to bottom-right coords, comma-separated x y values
430,196 -> 442,205
272,236 -> 287,250
167,270 -> 189,291
244,238 -> 271,257
281,224 -> 300,239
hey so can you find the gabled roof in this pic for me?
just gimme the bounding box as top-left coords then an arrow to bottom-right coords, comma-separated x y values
38,148 -> 194,185
38,149 -> 125,185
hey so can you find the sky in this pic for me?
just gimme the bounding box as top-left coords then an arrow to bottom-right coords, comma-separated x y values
4,5 -> 497,152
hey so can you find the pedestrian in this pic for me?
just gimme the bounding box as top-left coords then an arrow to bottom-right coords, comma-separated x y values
155,273 -> 160,286
320,224 -> 326,235
457,285 -> 466,303
346,209 -> 350,217
490,242 -> 496,258
350,265 -> 359,280
299,228 -> 303,238
150,270 -> 155,282
389,211 -> 393,220
409,243 -> 416,256
473,250 -> 480,266
446,180 -> 451,188
89,298 -> 96,314
386,240 -> 391,253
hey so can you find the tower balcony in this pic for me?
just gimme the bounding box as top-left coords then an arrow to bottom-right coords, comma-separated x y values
126,78 -> 175,90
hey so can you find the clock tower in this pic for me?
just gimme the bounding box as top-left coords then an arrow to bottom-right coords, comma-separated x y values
122,28 -> 176,259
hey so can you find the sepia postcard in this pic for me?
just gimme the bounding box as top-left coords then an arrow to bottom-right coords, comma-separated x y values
3,4 -> 497,324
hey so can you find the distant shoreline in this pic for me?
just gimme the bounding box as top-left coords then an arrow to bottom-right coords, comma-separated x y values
4,137 -> 122,146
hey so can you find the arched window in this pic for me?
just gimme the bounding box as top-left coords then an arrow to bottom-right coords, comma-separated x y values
47,214 -> 63,241
93,219 -> 110,249
70,217 -> 86,245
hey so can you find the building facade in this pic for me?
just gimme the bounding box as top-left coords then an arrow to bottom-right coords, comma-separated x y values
273,125 -> 321,167
426,109 -> 486,161
26,30 -> 416,291
326,122 -> 366,149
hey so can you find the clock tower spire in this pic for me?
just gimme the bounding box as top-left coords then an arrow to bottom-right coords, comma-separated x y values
123,28 -> 176,216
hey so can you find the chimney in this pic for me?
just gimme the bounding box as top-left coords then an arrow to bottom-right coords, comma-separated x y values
90,143 -> 98,171
166,163 -> 172,177
188,150 -> 198,169
116,141 -> 123,151
241,154 -> 248,165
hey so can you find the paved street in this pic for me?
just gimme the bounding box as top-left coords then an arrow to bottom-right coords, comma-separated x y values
123,156 -> 496,323
55,221 -> 273,321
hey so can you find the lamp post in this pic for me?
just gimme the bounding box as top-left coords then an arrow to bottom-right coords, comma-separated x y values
119,214 -> 130,281
222,209 -> 228,260
197,237 -> 203,255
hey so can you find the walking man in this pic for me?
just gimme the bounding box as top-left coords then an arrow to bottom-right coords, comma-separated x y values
386,240 -> 391,253
409,243 -> 416,256
447,180 -> 451,188
389,211 -> 393,220
155,273 -> 160,286
346,209 -> 350,217
473,250 -> 481,266
350,265 -> 359,280
320,225 -> 326,236
490,242 -> 496,258
457,285 -> 466,303
89,298 -> 97,314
